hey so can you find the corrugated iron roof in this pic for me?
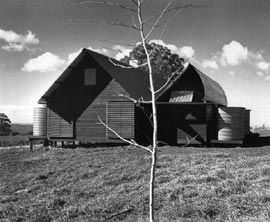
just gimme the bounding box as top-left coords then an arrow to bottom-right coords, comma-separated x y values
39,50 -> 227,106
193,66 -> 227,106
157,64 -> 227,106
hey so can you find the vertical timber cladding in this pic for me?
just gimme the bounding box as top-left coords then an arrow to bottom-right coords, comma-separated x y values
47,108 -> 73,138
106,101 -> 135,139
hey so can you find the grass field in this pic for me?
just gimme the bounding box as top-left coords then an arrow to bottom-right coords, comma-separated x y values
0,135 -> 30,147
0,146 -> 270,222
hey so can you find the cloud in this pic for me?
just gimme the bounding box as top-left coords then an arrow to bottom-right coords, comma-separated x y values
220,41 -> 248,66
202,59 -> 219,69
149,40 -> 196,59
0,28 -> 39,52
202,40 -> 270,81
266,76 -> 270,82
113,40 -> 196,62
178,46 -> 195,59
229,71 -> 235,77
257,61 -> 270,71
257,71 -> 265,77
113,45 -> 132,61
22,52 -> 65,73
149,39 -> 178,53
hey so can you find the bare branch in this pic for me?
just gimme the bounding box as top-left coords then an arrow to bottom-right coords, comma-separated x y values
108,57 -> 134,69
144,1 -> 174,40
109,56 -> 148,69
182,135 -> 198,147
73,0 -> 136,13
114,90 -> 137,103
97,116 -> 153,153
96,39 -> 136,47
154,67 -> 182,94
68,19 -> 139,30
143,3 -> 206,24
130,0 -> 138,7
158,8 -> 183,42
132,16 -> 139,30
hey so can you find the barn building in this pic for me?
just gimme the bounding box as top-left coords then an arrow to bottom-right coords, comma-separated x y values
32,48 -> 250,147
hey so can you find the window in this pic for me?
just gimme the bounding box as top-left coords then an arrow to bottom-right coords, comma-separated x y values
84,68 -> 96,85
169,91 -> 194,102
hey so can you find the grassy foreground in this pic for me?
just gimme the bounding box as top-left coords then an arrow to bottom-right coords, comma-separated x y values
0,146 -> 270,222
0,135 -> 30,147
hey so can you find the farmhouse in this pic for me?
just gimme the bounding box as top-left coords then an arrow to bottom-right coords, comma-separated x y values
32,48 -> 250,146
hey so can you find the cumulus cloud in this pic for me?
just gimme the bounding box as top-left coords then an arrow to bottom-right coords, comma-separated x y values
202,59 -> 219,69
257,61 -> 270,71
0,28 -> 39,52
113,40 -> 195,62
178,46 -> 195,59
149,39 -> 178,53
22,52 -> 65,73
113,45 -> 132,61
220,41 -> 248,66
202,40 -> 270,81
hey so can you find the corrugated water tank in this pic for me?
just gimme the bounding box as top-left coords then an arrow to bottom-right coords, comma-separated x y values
33,107 -> 47,136
218,107 -> 247,141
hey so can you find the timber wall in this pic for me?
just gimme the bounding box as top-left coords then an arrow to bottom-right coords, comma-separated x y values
76,80 -> 131,142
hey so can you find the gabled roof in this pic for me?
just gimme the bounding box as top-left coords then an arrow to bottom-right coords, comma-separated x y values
83,49 -> 166,101
39,48 -> 166,103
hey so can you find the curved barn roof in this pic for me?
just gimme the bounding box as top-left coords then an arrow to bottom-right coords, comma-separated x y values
156,63 -> 227,106
193,65 -> 227,106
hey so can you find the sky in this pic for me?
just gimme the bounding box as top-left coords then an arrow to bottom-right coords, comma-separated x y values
0,0 -> 270,127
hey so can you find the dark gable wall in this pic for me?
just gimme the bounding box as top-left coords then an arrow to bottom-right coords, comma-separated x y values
47,54 -> 113,122
158,68 -> 204,102
47,54 -> 130,141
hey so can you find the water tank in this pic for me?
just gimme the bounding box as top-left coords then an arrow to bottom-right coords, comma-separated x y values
33,107 -> 47,136
218,107 -> 246,141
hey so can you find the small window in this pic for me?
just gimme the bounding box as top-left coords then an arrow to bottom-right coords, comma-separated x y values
169,91 -> 194,102
84,68 -> 96,85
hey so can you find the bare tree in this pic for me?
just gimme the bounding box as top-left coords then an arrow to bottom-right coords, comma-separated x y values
72,1 -> 204,221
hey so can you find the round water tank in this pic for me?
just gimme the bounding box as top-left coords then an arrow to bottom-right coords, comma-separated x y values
33,107 -> 47,136
218,107 -> 246,141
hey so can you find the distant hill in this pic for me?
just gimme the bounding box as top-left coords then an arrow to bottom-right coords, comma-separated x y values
11,124 -> 33,135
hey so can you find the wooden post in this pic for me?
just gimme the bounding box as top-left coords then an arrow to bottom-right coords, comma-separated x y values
30,140 -> 33,151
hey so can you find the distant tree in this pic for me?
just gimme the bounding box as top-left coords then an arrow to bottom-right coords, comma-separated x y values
121,42 -> 185,79
0,113 -> 12,136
